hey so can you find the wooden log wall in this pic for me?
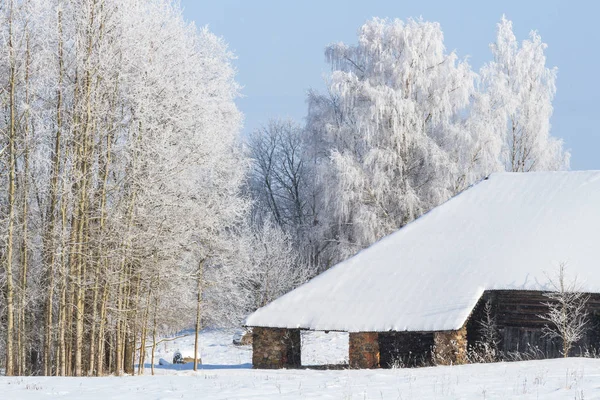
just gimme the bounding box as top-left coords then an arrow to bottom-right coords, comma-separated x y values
466,290 -> 600,358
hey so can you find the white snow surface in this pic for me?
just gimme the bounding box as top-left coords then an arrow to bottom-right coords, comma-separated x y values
150,328 -> 252,367
0,329 -> 600,400
144,328 -> 348,368
246,171 -> 600,332
301,331 -> 349,366
2,329 -> 600,399
2,358 -> 600,399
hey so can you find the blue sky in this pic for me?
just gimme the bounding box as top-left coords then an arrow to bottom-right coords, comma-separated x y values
181,0 -> 599,170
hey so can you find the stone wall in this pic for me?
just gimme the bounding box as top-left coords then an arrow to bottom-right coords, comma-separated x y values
433,326 -> 468,365
252,327 -> 301,369
349,332 -> 380,369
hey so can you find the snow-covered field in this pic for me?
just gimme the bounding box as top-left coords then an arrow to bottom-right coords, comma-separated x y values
2,329 -> 600,399
148,328 -> 348,368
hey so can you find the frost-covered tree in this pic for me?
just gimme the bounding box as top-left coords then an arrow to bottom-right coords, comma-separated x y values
481,16 -> 569,172
0,0 -> 249,376
469,300 -> 500,363
207,219 -> 313,326
118,6 -> 249,372
307,18 -> 482,260
300,16 -> 569,267
540,263 -> 589,357
248,119 -> 309,232
247,118 -> 329,269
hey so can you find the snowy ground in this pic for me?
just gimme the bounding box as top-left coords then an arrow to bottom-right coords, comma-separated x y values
146,328 -> 348,369
148,328 -> 253,369
2,329 -> 600,399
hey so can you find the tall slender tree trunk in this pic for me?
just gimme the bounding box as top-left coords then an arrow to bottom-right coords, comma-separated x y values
113,120 -> 141,375
56,187 -> 69,376
88,129 -> 113,376
17,149 -> 29,376
45,6 -> 64,376
137,284 -> 152,375
73,0 -> 98,376
4,0 -> 17,376
150,296 -> 158,376
65,205 -> 79,375
114,274 -> 124,375
17,30 -> 32,376
129,273 -> 142,375
193,259 -> 205,371
121,265 -> 134,375
95,278 -> 109,375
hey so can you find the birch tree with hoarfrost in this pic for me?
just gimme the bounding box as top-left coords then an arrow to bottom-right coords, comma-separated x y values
307,18 -> 485,261
481,16 -> 569,172
207,219 -> 312,327
0,0 -> 249,376
540,263 -> 589,357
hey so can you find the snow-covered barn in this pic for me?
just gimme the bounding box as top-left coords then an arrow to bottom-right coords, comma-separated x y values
246,171 -> 600,368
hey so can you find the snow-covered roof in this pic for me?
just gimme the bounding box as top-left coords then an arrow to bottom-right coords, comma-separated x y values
246,171 -> 600,333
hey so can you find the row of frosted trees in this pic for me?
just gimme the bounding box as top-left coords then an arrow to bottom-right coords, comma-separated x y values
0,0 -> 249,376
248,17 -> 569,273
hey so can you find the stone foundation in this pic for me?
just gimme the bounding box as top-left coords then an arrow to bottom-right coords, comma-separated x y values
252,327 -> 301,369
349,332 -> 380,369
433,326 -> 468,365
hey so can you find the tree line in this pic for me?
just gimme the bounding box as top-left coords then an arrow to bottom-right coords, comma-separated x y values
248,16 -> 568,273
0,0 -> 251,376
0,1 -> 568,377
